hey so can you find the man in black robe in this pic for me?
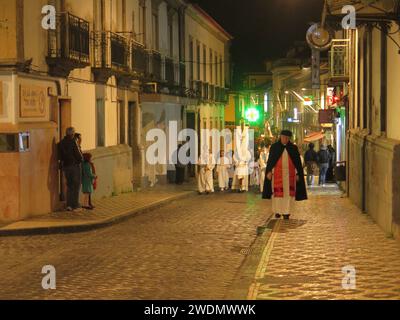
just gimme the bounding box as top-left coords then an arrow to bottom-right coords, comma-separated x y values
262,130 -> 307,220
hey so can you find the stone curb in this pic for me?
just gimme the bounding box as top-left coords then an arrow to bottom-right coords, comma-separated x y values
0,191 -> 195,237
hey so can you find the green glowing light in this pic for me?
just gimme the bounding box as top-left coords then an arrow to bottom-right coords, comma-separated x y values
245,107 -> 260,123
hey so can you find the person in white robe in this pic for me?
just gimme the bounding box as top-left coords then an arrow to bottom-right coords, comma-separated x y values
250,160 -> 260,188
198,150 -> 215,194
258,146 -> 269,193
232,149 -> 251,192
216,151 -> 230,191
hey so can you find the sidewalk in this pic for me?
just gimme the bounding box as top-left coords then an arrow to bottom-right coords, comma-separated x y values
0,184 -> 196,237
248,185 -> 400,300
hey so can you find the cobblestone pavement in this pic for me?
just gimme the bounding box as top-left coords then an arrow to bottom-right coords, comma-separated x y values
0,190 -> 270,300
1,185 -> 399,300
248,185 -> 400,300
0,185 -> 194,235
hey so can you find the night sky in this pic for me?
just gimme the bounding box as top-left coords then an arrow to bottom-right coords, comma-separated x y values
190,0 -> 324,85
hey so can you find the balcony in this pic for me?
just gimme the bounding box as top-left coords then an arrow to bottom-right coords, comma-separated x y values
46,12 -> 90,77
215,86 -> 223,102
179,62 -> 186,88
203,82 -> 209,101
146,50 -> 162,82
92,31 -> 130,84
131,41 -> 147,78
195,80 -> 203,99
209,84 -> 215,101
165,57 -> 175,85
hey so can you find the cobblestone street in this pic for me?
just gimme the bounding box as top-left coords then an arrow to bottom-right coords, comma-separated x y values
249,186 -> 400,300
1,186 -> 400,300
0,191 -> 269,300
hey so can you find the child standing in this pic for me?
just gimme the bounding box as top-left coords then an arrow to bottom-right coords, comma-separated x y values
82,153 -> 96,210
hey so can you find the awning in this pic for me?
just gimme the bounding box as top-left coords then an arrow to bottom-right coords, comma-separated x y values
304,131 -> 325,143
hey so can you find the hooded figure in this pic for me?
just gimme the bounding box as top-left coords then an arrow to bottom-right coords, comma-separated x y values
198,146 -> 216,194
262,130 -> 307,220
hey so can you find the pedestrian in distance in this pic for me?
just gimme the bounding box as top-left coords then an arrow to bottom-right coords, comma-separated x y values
197,147 -> 215,195
175,144 -> 186,185
326,145 -> 336,182
58,127 -> 84,212
262,130 -> 307,220
250,159 -> 260,189
304,143 -> 318,187
317,144 -> 331,187
82,153 -> 97,210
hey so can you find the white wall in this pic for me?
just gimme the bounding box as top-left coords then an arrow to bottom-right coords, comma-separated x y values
185,10 -> 227,88
68,81 -> 96,151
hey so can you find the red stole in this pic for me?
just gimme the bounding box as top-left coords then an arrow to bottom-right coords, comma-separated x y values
273,152 -> 296,198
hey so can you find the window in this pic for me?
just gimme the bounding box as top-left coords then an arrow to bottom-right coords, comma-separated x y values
152,13 -> 159,50
139,1 -> 146,44
94,0 -> 106,31
251,79 -> 256,88
168,18 -> 173,57
209,49 -> 213,84
96,99 -> 105,147
203,45 -> 207,82
122,0 -> 127,31
118,101 -> 126,145
215,53 -> 218,86
132,11 -> 136,40
197,41 -> 201,80
220,56 -> 223,87
189,37 -> 194,83
0,134 -> 18,152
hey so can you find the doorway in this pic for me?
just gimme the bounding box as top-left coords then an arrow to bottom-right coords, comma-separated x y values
58,99 -> 71,202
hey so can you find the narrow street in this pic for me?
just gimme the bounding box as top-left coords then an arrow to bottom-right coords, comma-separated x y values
1,187 -> 399,300
0,191 -> 269,300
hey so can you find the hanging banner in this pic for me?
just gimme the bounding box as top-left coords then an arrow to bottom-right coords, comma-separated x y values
311,49 -> 320,89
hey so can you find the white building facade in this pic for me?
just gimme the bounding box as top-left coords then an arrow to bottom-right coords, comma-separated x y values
0,0 -> 231,223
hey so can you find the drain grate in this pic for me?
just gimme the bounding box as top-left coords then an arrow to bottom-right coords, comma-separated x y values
239,247 -> 254,256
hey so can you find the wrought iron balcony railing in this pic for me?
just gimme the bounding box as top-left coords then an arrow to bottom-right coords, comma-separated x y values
92,31 -> 130,72
131,41 -> 147,77
47,12 -> 90,77
179,62 -> 186,88
146,50 -> 162,82
209,84 -> 215,101
195,80 -> 203,99
165,57 -> 175,85
203,82 -> 209,101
